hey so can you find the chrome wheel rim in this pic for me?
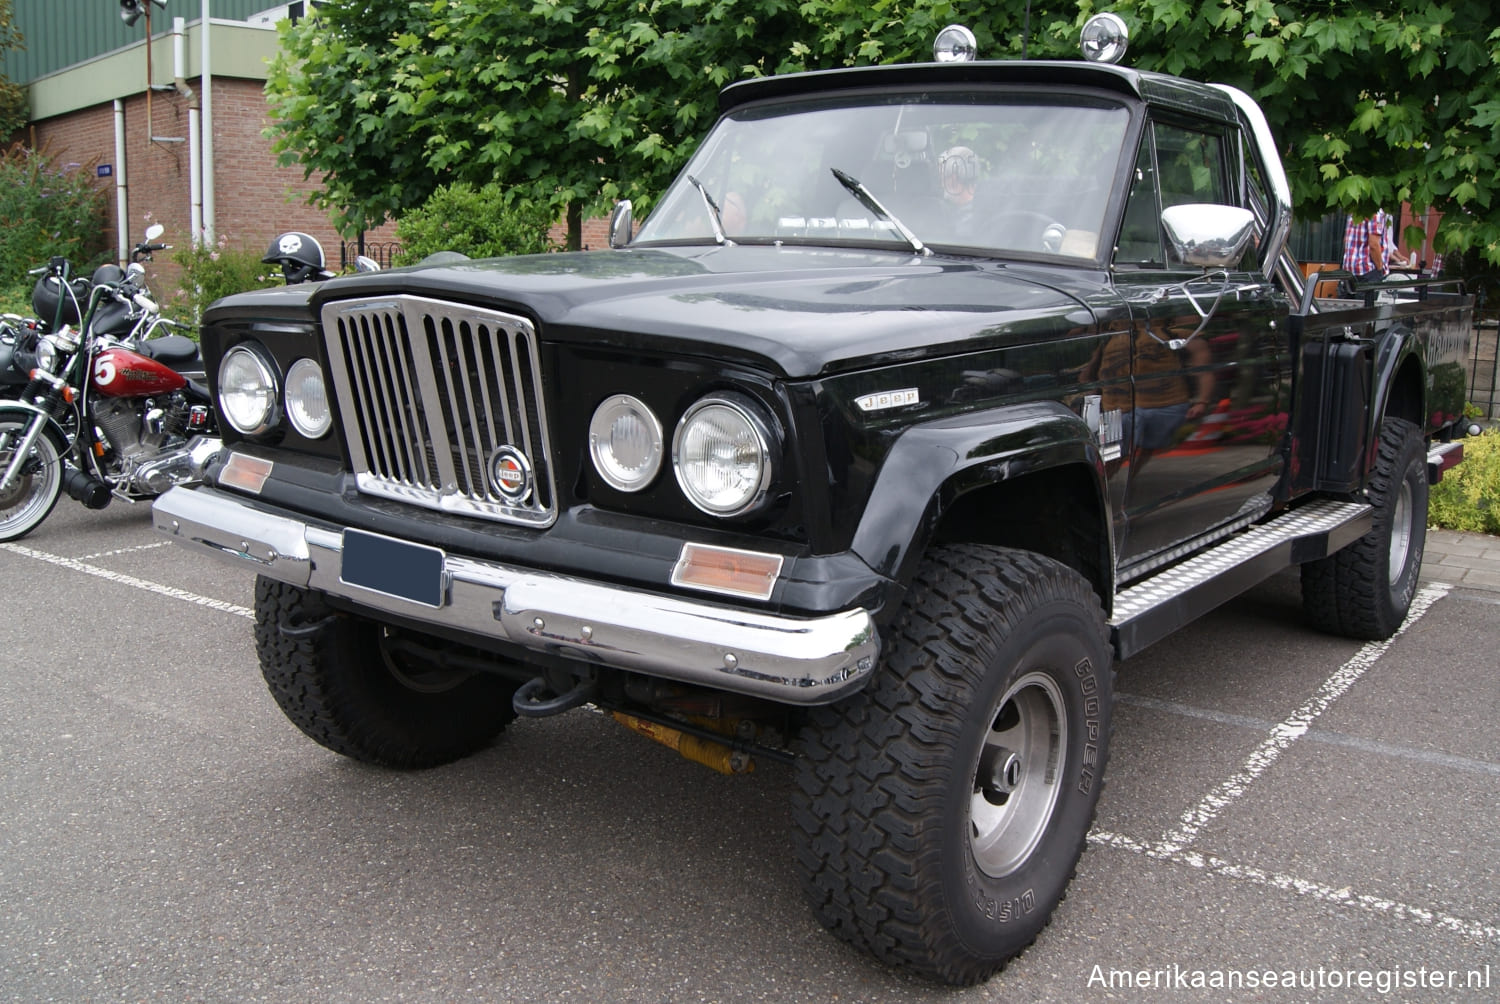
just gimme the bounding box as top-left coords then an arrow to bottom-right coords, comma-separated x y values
970,671 -> 1067,877
0,423 -> 60,532
1388,477 -> 1413,585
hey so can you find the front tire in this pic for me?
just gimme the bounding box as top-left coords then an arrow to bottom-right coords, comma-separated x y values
792,546 -> 1113,985
1301,417 -> 1427,640
253,577 -> 519,768
0,417 -> 64,542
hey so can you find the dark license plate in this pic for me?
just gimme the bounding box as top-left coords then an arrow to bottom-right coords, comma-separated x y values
340,529 -> 446,607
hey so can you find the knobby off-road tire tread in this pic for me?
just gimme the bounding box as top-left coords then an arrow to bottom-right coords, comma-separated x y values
1301,417 -> 1426,640
791,546 -> 1112,985
253,577 -> 516,769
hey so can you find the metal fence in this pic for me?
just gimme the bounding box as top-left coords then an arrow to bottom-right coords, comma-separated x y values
1470,309 -> 1499,422
339,241 -> 404,270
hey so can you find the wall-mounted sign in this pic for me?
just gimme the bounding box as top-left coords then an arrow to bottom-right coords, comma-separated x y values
97,164 -> 113,177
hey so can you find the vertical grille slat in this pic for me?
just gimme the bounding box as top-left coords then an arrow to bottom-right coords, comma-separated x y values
321,296 -> 556,527
452,320 -> 489,500
472,325 -> 506,497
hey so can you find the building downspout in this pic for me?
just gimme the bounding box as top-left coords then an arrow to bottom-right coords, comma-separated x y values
200,0 -> 215,244
173,17 -> 203,246
113,99 -> 129,265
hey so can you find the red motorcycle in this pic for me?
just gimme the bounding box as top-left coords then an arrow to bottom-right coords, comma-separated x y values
0,254 -> 219,541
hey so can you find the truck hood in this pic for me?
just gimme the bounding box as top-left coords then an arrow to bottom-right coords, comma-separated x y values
309,245 -> 1103,379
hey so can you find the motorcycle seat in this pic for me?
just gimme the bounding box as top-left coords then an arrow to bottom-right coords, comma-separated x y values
139,334 -> 199,366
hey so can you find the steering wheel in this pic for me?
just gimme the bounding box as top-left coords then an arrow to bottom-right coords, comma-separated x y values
987,210 -> 1068,253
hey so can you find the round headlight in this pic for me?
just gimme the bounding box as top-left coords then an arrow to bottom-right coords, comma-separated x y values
218,344 -> 279,436
589,394 -> 663,492
284,357 -> 332,439
672,394 -> 776,517
35,335 -> 60,374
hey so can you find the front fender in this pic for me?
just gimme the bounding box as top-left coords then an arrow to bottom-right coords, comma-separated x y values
849,399 -> 1111,589
0,401 -> 71,456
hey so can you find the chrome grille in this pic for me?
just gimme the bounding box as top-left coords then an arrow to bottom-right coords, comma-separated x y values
321,295 -> 556,526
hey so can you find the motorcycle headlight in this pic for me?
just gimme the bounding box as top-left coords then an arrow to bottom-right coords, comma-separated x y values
672,393 -> 778,517
218,344 -> 279,436
284,357 -> 332,439
589,394 -> 663,492
34,335 -> 60,374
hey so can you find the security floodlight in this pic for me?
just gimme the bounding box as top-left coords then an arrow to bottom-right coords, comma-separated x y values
120,0 -> 168,28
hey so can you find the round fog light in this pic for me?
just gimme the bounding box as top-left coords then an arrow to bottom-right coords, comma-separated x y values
590,394 -> 663,492
284,357 -> 332,439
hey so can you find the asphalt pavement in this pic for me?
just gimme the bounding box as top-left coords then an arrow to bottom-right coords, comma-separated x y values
1,502 -> 1497,1003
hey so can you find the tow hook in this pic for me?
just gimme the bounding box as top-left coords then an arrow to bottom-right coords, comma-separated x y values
512,673 -> 598,718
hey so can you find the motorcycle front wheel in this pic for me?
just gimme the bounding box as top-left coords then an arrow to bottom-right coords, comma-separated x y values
0,417 -> 64,542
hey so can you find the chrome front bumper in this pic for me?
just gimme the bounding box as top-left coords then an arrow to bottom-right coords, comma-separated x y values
152,486 -> 880,705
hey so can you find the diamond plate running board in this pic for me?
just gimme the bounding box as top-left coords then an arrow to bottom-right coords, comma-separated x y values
1109,498 -> 1373,660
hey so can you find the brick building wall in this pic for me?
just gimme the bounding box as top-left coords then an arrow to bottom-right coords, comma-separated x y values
28,78 -> 398,303
549,215 -> 613,251
27,74 -> 616,309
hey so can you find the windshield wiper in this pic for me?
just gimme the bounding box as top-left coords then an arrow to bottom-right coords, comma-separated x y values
830,167 -> 929,256
686,175 -> 734,246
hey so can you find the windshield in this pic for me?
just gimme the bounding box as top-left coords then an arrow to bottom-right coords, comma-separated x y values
636,92 -> 1132,259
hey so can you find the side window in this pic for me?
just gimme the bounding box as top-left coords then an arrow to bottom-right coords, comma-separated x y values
1154,122 -> 1228,208
1113,136 -> 1162,266
1113,120 -> 1230,269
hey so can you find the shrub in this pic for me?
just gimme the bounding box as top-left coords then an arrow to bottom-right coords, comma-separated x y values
1430,427 -> 1500,535
393,183 -> 559,265
0,144 -> 112,291
172,236 -> 282,324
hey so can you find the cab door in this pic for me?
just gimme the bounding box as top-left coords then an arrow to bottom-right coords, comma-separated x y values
1108,119 -> 1290,572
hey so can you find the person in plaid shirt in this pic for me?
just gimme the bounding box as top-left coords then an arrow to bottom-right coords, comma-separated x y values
1342,209 -> 1390,284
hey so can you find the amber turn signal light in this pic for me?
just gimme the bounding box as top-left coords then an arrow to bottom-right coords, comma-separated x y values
670,542 -> 784,601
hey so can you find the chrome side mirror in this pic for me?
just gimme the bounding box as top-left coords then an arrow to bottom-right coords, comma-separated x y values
1161,204 -> 1256,269
609,199 -> 633,248
354,255 -> 381,272
144,223 -> 165,242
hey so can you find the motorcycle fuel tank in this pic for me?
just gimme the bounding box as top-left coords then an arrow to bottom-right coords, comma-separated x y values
91,346 -> 187,397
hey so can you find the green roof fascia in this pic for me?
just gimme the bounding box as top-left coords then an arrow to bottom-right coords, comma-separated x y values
28,19 -> 278,123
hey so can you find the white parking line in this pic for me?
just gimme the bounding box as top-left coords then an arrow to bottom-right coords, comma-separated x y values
0,541 -> 253,619
1089,829 -> 1500,943
77,540 -> 176,560
1156,581 -> 1450,855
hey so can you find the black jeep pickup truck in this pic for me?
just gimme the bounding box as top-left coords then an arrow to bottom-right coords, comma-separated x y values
154,20 -> 1472,985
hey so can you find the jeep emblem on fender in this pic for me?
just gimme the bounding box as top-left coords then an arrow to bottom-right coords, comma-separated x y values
489,446 -> 533,503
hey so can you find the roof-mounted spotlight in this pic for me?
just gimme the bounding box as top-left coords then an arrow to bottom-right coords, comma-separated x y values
120,0 -> 168,28
1080,12 -> 1130,64
933,24 -> 978,63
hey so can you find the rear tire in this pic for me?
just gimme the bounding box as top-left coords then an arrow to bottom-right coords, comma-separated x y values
253,576 -> 518,768
0,417 -> 64,542
792,546 -> 1112,985
1301,417 -> 1427,640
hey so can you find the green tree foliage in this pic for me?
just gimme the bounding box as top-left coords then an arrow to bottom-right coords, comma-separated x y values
266,0 -> 999,248
1034,1 -> 1500,263
0,145 -> 110,292
392,183 -> 559,265
267,1 -> 1500,261
0,0 -> 25,139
